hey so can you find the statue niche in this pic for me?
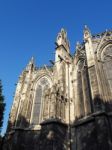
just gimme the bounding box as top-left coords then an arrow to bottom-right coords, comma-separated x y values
43,84 -> 66,121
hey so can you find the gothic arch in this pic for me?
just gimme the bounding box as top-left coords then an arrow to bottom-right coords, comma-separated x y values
97,42 -> 112,100
30,74 -> 53,125
97,40 -> 112,60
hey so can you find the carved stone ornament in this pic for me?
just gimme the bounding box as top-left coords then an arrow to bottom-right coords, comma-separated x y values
102,44 -> 112,62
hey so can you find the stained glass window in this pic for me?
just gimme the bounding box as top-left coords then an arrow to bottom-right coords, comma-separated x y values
102,45 -> 112,94
31,77 -> 51,125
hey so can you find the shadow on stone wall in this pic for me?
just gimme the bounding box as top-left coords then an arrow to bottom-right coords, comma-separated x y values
2,115 -> 30,150
74,95 -> 112,122
2,96 -> 112,150
71,95 -> 112,150
2,116 -> 67,150
94,94 -> 112,112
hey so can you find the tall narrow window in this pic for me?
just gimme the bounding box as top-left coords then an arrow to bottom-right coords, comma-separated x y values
102,44 -> 112,95
31,77 -> 51,125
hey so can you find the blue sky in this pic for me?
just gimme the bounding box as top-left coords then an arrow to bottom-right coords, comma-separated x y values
0,0 -> 112,135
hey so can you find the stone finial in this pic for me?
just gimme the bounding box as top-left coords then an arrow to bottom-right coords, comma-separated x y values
30,57 -> 34,64
76,41 -> 81,50
75,41 -> 85,60
26,57 -> 35,71
84,25 -> 91,32
83,25 -> 91,41
56,28 -> 70,52
56,28 -> 67,44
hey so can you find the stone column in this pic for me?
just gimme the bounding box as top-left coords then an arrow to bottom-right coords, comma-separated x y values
84,26 -> 101,112
81,66 -> 92,115
75,68 -> 85,119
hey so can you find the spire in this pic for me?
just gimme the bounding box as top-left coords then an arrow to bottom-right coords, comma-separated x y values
83,25 -> 91,41
75,41 -> 85,60
56,28 -> 70,52
26,57 -> 35,71
76,41 -> 81,50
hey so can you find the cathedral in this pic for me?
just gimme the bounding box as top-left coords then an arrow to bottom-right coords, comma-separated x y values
3,26 -> 112,150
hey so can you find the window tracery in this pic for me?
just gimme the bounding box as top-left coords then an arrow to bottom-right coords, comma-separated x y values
31,76 -> 51,125
101,44 -> 112,94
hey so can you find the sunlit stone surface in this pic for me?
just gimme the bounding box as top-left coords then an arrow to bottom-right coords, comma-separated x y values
3,27 -> 112,150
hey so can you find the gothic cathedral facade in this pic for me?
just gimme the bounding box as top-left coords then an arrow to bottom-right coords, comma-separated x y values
3,27 -> 112,150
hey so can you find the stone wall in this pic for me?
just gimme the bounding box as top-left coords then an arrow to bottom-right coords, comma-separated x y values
3,120 -> 67,150
3,28 -> 112,150
71,112 -> 112,150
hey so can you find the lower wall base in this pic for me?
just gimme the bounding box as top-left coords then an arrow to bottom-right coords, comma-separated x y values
3,119 -> 67,150
71,112 -> 112,150
2,113 -> 112,150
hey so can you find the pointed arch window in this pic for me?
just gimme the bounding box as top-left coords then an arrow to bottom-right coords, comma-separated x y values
31,76 -> 52,125
101,44 -> 112,95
